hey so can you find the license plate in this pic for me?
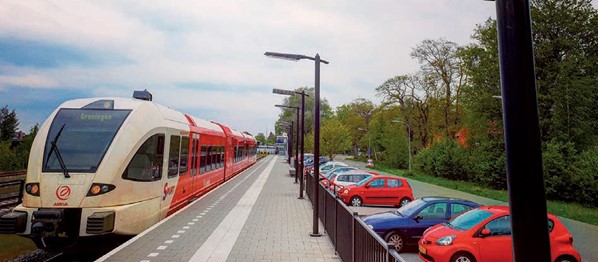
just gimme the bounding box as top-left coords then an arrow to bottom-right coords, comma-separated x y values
419,245 -> 427,255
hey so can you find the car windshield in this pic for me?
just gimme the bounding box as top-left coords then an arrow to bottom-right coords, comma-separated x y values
447,209 -> 493,231
396,198 -> 427,217
43,108 -> 130,173
356,176 -> 373,186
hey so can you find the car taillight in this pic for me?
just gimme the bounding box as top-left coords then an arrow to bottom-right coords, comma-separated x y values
569,236 -> 573,244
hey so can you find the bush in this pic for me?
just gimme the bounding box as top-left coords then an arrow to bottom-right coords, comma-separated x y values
468,139 -> 507,190
414,139 -> 470,181
0,141 -> 20,171
543,141 -> 598,207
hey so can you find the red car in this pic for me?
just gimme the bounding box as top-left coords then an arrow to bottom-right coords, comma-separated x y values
337,175 -> 413,207
418,206 -> 582,262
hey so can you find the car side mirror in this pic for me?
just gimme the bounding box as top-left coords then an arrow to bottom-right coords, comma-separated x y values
414,215 -> 423,222
365,184 -> 370,189
480,228 -> 491,237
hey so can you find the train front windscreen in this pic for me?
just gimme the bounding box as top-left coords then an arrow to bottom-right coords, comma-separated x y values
43,108 -> 131,173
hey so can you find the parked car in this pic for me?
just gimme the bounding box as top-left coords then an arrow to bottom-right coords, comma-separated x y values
338,175 -> 413,207
317,161 -> 348,174
320,166 -> 360,188
328,171 -> 374,191
304,157 -> 329,174
418,206 -> 582,262
362,197 -> 480,252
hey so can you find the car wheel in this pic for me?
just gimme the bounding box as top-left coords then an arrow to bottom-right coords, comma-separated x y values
350,196 -> 362,207
451,252 -> 476,262
555,256 -> 578,262
385,231 -> 405,253
399,197 -> 411,207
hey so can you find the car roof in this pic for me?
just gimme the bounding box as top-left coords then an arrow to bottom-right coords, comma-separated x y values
418,196 -> 478,204
477,205 -> 511,215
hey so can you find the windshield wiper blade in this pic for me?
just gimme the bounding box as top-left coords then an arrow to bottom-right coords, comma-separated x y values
47,124 -> 70,178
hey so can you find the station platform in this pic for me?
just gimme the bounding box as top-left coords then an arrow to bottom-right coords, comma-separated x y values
97,155 -> 339,262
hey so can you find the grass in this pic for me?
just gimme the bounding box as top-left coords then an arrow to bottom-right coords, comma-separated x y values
370,164 -> 598,226
0,234 -> 36,261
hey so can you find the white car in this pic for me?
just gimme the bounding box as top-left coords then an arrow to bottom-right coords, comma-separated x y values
329,171 -> 373,192
312,161 -> 348,176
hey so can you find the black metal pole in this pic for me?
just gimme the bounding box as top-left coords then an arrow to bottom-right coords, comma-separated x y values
495,0 -> 551,261
288,122 -> 293,165
311,54 -> 322,237
295,108 -> 300,184
299,91 -> 305,199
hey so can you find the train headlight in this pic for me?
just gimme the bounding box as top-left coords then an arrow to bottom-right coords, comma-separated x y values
25,183 -> 40,196
87,183 -> 116,196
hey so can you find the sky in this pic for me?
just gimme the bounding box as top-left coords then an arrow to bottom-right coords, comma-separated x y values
1,1 -> 593,136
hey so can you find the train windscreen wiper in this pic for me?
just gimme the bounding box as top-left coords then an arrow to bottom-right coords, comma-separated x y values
46,124 -> 70,178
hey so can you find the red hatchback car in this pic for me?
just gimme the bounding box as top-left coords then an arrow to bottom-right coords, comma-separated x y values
418,206 -> 582,262
337,175 -> 413,207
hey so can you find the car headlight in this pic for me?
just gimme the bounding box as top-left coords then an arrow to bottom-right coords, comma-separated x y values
342,189 -> 349,194
436,235 -> 456,246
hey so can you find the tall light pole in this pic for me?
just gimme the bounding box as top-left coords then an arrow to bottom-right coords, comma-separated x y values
265,51 -> 328,237
273,89 -> 309,199
484,1 -> 551,261
358,127 -> 371,161
275,104 -> 300,184
391,120 -> 412,172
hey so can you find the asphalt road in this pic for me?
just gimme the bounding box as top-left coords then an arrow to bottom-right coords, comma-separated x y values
337,156 -> 597,262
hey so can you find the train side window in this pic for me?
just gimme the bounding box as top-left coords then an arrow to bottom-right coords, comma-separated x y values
122,134 -> 164,182
211,146 -> 217,170
220,146 -> 225,168
180,136 -> 189,174
206,146 -> 212,172
191,137 -> 199,176
200,146 -> 207,173
168,135 -> 180,178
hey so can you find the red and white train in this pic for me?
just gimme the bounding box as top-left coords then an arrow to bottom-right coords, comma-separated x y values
0,90 -> 257,249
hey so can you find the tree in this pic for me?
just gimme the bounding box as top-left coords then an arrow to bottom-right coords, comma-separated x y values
411,38 -> 468,138
335,98 -> 376,156
255,133 -> 266,145
266,132 -> 276,145
320,118 -> 352,160
274,87 -> 333,148
0,106 -> 19,141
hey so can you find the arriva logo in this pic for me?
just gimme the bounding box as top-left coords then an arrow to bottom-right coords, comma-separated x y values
163,183 -> 175,200
56,185 -> 71,200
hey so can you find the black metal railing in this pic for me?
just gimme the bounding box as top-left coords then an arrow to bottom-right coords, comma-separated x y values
305,172 -> 406,262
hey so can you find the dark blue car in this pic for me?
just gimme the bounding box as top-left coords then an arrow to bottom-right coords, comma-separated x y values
361,197 -> 480,252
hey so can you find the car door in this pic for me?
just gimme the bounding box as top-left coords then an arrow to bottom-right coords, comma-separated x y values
387,178 -> 409,205
477,215 -> 513,262
363,178 -> 385,205
409,202 -> 449,241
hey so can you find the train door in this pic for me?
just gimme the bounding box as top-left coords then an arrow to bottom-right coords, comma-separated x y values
191,133 -> 200,194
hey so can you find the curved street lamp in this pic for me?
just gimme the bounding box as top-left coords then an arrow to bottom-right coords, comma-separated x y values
265,51 -> 328,237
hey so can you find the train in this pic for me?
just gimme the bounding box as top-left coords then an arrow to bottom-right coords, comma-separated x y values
0,90 -> 257,250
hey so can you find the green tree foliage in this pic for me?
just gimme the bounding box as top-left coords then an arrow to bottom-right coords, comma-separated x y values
266,132 -> 276,145
274,87 -> 333,148
320,118 -> 352,160
414,139 -> 470,181
0,105 -> 19,141
255,132 -> 266,145
335,98 -> 376,156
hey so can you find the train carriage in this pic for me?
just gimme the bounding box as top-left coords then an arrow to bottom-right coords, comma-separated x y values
0,91 -> 257,250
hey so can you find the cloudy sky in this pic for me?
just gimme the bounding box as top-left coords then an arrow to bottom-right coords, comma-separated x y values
1,1 -> 585,136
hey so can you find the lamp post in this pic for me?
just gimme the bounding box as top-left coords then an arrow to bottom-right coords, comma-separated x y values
273,89 -> 309,198
275,104 -> 300,184
265,51 -> 328,237
358,127 -> 371,162
483,1 -> 551,261
391,120 -> 412,172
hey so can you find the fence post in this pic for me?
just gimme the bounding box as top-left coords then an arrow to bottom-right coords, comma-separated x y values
352,211 -> 358,262
386,243 -> 395,262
